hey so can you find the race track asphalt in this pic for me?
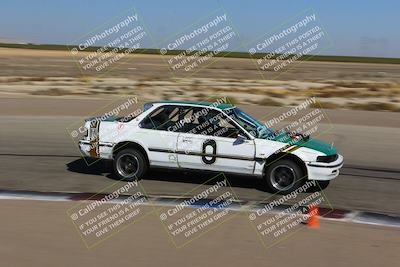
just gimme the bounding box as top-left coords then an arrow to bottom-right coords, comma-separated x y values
1,98 -> 399,215
0,199 -> 399,267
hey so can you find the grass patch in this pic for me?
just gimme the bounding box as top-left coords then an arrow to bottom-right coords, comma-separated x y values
193,93 -> 208,99
0,77 -> 46,83
1,42 -> 400,65
308,87 -> 363,98
309,101 -> 341,109
78,75 -> 93,83
264,89 -> 287,98
347,102 -> 400,112
226,96 -> 237,105
31,88 -> 71,96
258,97 -> 282,106
204,95 -> 237,106
331,81 -> 395,89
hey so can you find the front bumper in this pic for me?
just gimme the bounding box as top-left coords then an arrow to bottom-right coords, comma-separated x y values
306,154 -> 344,181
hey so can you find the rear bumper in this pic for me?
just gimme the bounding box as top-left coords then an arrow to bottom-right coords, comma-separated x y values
79,139 -> 114,159
78,140 -> 93,157
306,154 -> 344,181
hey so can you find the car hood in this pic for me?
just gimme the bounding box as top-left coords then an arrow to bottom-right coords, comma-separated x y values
261,131 -> 337,156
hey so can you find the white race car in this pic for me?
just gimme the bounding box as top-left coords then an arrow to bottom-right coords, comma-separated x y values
79,101 -> 343,194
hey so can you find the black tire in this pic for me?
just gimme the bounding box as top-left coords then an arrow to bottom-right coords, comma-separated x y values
315,180 -> 330,190
264,159 -> 305,194
113,148 -> 148,181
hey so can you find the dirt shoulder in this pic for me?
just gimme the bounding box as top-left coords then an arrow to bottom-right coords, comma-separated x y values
1,47 -> 400,112
0,96 -> 398,128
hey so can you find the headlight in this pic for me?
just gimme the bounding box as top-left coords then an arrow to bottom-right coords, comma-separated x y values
316,154 -> 338,163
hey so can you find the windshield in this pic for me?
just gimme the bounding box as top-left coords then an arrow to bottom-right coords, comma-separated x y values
224,107 -> 274,138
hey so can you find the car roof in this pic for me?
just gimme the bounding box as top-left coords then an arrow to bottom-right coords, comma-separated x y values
147,100 -> 235,110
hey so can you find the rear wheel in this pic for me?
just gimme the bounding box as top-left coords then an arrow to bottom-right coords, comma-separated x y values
113,148 -> 148,181
264,159 -> 305,194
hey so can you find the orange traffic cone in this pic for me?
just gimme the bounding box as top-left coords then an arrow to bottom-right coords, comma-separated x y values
307,205 -> 320,228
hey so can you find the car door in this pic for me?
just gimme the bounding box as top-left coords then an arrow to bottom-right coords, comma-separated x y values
176,107 -> 256,174
137,105 -> 182,168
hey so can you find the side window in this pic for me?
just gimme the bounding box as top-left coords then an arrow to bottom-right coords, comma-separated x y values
139,105 -> 180,131
205,110 -> 240,138
179,107 -> 201,134
180,108 -> 243,138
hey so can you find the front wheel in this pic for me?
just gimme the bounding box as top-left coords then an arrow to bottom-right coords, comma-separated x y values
264,159 -> 305,194
113,148 -> 148,181
315,180 -> 330,190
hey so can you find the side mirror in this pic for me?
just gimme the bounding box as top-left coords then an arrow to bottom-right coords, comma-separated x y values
234,133 -> 247,145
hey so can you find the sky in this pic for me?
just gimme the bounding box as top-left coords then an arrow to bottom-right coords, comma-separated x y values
0,0 -> 399,58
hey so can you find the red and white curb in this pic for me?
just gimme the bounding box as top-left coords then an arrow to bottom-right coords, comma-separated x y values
0,189 -> 399,228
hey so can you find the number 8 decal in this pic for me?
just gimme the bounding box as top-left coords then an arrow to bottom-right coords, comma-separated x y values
202,139 -> 217,164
